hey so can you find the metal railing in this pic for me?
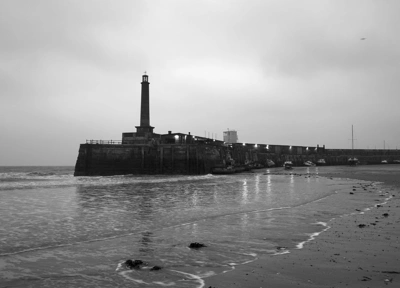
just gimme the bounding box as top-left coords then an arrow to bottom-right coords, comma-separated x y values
86,140 -> 122,145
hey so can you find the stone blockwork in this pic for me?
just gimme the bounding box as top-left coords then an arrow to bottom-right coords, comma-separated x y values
74,143 -> 400,176
74,144 -> 136,176
74,143 -> 222,176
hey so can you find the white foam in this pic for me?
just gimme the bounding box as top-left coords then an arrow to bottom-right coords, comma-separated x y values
169,269 -> 205,288
115,262 -> 124,271
272,250 -> 290,255
119,270 -> 147,285
222,266 -> 235,273
152,281 -> 176,286
119,270 -> 177,287
227,252 -> 258,266
198,271 -> 217,278
296,222 -> 330,249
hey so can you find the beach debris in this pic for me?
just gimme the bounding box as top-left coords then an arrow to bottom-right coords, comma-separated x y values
350,192 -> 354,194
353,188 -> 356,191
189,242 -> 207,249
383,213 -> 389,217
277,246 -> 287,250
125,259 -> 145,269
384,278 -> 393,285
121,260 -> 161,271
361,276 -> 372,281
358,224 -> 366,228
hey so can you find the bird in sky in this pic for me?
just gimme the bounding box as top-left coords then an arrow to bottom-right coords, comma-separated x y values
361,38 -> 366,40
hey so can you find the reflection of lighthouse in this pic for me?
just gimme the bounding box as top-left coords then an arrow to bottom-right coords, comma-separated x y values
138,191 -> 154,253
135,73 -> 154,137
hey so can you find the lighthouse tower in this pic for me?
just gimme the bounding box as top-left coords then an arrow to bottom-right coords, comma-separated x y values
135,73 -> 154,137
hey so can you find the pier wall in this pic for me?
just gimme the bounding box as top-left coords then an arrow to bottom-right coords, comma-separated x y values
74,143 -> 221,176
74,142 -> 400,176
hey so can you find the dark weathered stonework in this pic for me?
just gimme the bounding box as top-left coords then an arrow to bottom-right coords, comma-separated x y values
74,142 -> 400,176
74,143 -> 222,176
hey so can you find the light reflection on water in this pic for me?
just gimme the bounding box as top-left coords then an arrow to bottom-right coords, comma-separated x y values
0,167 -> 367,287
254,174 -> 260,200
241,179 -> 248,205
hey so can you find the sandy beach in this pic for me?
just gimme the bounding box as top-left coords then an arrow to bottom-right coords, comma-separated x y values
205,166 -> 400,287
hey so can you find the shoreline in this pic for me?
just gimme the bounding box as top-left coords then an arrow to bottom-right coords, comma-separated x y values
205,167 -> 400,287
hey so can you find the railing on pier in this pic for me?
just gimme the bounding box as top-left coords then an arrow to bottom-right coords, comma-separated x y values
86,140 -> 122,145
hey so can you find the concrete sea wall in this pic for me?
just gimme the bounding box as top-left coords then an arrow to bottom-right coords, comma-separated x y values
74,143 -> 222,176
74,143 -> 400,176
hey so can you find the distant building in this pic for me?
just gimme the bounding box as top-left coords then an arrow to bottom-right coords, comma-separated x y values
223,130 -> 238,144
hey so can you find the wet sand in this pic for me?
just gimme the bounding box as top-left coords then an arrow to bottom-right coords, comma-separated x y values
205,166 -> 400,287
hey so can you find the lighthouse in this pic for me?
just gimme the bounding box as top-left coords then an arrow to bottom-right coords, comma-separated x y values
135,73 -> 154,137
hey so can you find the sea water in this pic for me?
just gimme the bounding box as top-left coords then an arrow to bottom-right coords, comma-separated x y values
0,166 -> 386,287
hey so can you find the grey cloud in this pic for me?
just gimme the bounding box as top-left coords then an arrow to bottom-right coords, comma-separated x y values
0,1 -> 146,71
1,0 -> 400,164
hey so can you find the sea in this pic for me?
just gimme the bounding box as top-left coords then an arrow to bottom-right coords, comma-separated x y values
0,165 -> 393,288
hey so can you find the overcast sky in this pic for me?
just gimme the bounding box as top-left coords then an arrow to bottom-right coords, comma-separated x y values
1,0 -> 399,165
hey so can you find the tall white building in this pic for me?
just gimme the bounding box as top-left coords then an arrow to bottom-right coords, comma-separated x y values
223,130 -> 238,144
